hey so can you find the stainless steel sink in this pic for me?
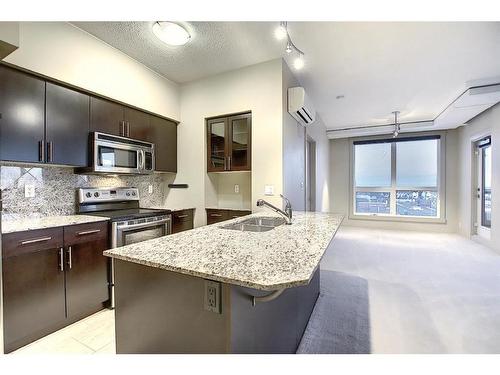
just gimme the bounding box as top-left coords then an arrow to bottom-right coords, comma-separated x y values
220,216 -> 286,232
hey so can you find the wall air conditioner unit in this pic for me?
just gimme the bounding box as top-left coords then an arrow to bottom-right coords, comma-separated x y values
288,87 -> 316,126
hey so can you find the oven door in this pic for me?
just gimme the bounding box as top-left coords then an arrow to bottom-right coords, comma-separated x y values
112,218 -> 171,248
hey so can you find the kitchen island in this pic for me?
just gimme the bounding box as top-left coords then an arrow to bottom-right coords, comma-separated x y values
104,211 -> 343,354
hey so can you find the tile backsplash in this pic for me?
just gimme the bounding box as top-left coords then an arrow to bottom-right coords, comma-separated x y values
0,163 -> 171,220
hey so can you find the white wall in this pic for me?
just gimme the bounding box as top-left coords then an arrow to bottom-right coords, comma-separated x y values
329,130 -> 459,232
167,59 -> 284,227
456,103 -> 500,251
282,60 -> 306,210
4,22 -> 179,120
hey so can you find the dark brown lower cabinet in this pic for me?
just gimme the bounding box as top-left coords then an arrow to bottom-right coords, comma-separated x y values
64,222 -> 110,319
206,209 -> 251,225
171,209 -> 194,234
1,222 -> 110,353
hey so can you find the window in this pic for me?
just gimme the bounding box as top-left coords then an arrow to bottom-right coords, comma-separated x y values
480,138 -> 491,228
352,135 -> 441,219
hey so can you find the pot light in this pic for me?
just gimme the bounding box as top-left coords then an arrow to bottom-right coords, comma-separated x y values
275,22 -> 288,40
293,53 -> 305,70
152,21 -> 191,46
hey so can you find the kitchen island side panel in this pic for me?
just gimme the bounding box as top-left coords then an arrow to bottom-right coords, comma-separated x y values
113,260 -> 231,354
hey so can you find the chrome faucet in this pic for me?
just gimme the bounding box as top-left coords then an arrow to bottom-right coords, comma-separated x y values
256,194 -> 293,225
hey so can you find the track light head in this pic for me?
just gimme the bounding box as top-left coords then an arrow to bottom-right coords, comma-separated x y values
275,22 -> 287,40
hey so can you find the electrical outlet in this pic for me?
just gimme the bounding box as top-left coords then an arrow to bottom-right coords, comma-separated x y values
264,185 -> 274,196
148,185 -> 153,194
234,184 -> 240,194
25,184 -> 35,198
204,280 -> 221,314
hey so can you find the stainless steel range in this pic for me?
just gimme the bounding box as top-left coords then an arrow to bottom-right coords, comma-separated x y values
77,187 -> 172,308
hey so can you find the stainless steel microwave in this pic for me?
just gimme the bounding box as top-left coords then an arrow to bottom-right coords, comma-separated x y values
77,132 -> 154,175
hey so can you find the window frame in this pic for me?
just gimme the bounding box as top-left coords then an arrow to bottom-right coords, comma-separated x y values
349,132 -> 446,223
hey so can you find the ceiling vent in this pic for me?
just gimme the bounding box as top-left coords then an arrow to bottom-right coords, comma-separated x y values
288,87 -> 316,126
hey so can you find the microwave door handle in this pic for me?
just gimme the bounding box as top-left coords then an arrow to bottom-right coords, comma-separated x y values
138,150 -> 144,171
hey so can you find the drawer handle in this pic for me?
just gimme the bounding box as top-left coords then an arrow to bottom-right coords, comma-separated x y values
76,229 -> 101,236
176,214 -> 189,218
20,236 -> 52,245
210,214 -> 223,217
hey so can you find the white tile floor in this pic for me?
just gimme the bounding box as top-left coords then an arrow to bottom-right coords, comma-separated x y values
12,309 -> 115,354
11,225 -> 500,354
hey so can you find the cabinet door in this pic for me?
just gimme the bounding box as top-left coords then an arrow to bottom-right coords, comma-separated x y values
228,113 -> 251,171
227,210 -> 251,220
90,96 -> 125,136
64,222 -> 110,319
2,228 -> 65,353
207,117 -> 228,172
150,116 -> 177,172
0,65 -> 45,163
172,209 -> 194,233
125,107 -> 151,140
45,83 -> 90,166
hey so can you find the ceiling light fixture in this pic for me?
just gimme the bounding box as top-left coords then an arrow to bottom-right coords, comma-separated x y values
274,21 -> 288,40
152,21 -> 191,46
392,111 -> 401,138
275,21 -> 306,71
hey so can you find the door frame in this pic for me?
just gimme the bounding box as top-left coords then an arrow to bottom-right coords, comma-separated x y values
305,136 -> 316,212
470,132 -> 492,241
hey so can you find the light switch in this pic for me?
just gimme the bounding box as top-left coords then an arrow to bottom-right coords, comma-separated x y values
264,185 -> 274,196
25,184 -> 35,198
234,184 -> 240,193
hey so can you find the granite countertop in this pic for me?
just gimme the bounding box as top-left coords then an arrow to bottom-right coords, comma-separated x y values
144,207 -> 195,212
1,215 -> 110,234
205,207 -> 252,211
104,211 -> 344,291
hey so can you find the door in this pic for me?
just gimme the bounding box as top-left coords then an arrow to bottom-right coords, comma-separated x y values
228,113 -> 251,171
90,96 -> 125,136
207,117 -> 228,172
150,116 -> 177,172
475,136 -> 491,239
0,64 -> 45,163
45,82 -> 90,166
2,228 -> 66,352
124,107 -> 151,140
64,222 -> 110,319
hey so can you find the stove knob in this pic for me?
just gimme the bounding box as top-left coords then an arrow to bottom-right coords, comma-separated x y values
94,192 -> 100,197
131,191 -> 136,196
126,192 -> 130,197
85,192 -> 92,198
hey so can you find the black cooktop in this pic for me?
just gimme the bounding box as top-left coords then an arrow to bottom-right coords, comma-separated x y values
87,208 -> 171,222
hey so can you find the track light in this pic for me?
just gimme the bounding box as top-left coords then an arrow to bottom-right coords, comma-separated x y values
294,53 -> 305,70
274,22 -> 288,40
392,111 -> 401,138
275,22 -> 306,71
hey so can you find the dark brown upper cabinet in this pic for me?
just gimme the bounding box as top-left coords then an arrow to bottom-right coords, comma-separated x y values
90,97 -> 152,141
90,96 -> 126,137
0,64 -> 45,163
125,107 -> 151,141
150,116 -> 177,173
207,112 -> 251,172
45,83 -> 90,167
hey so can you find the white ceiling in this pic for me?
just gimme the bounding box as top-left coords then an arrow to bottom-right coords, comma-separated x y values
72,22 -> 500,130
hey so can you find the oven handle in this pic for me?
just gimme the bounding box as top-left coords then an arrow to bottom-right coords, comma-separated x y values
117,217 -> 171,232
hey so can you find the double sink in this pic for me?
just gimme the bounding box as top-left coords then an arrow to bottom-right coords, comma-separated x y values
220,216 -> 286,232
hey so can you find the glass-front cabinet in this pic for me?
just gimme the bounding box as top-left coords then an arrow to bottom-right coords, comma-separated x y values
207,112 -> 251,172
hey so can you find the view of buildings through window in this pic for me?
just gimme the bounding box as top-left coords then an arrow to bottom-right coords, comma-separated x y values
354,137 -> 439,217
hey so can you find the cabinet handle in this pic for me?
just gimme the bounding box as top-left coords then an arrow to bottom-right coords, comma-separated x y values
210,214 -> 223,217
47,141 -> 53,163
76,229 -> 101,236
176,214 -> 189,218
67,246 -> 72,269
119,121 -> 124,136
20,236 -> 52,245
228,156 -> 231,170
59,248 -> 64,272
126,122 -> 131,137
39,140 -> 45,162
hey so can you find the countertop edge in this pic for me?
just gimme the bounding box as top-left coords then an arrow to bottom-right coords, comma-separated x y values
1,215 -> 110,234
